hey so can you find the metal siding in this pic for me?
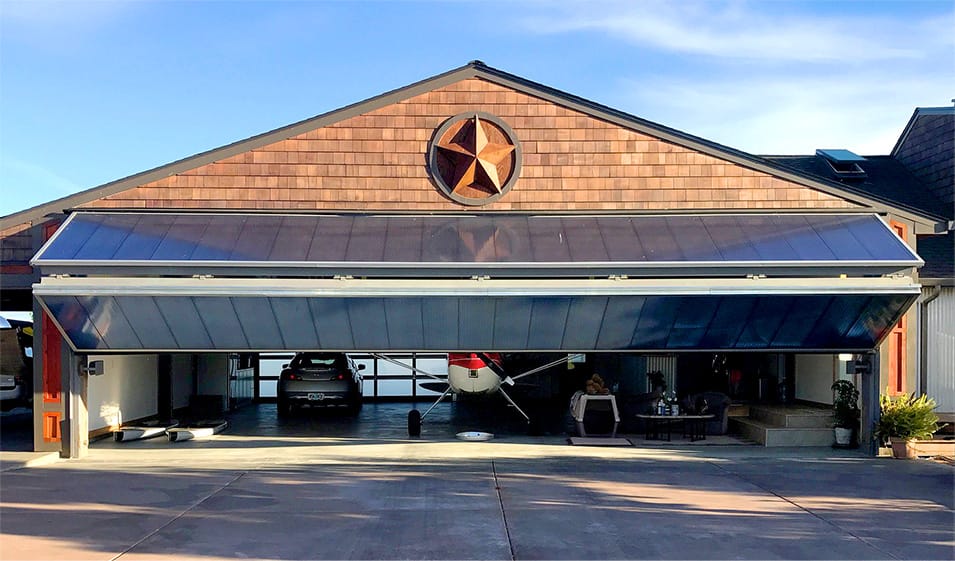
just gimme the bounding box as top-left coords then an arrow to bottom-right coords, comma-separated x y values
492,297 -> 533,349
42,296 -> 106,350
192,298 -> 249,349
310,298 -> 356,349
270,298 -> 320,349
926,289 -> 955,412
35,212 -> 922,273
384,298 -> 425,350
80,295 -> 142,349
562,297 -> 608,350
665,296 -> 720,348
232,297 -> 285,349
116,296 -> 179,350
36,285 -> 921,353
459,298 -> 495,349
526,298 -> 572,349
421,298 -> 459,349
159,297 -> 214,349
345,298 -> 388,349
595,295 -> 645,349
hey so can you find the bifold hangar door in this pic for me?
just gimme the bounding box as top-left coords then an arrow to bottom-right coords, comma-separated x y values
32,211 -> 922,354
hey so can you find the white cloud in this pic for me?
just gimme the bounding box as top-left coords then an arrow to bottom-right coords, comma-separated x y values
523,1 -> 953,154
525,1 -> 950,63
619,70 -> 953,154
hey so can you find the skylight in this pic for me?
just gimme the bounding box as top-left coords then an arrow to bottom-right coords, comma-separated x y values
816,149 -> 867,179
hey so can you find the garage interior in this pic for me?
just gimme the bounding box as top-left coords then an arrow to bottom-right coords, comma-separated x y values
30,209 -> 920,451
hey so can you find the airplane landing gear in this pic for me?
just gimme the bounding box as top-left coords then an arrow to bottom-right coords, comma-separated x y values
408,409 -> 422,437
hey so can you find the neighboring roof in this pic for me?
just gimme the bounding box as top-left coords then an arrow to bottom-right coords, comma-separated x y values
891,106 -> 955,156
916,232 -> 954,283
1,61 -> 947,231
765,155 -> 953,221
890,106 -> 954,207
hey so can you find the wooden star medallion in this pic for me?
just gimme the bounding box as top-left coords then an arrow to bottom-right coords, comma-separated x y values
428,112 -> 522,205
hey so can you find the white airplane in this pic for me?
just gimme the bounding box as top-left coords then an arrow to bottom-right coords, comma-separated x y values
371,352 -> 584,436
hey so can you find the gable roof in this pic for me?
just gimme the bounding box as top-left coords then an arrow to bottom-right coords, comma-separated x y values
1,61 -> 947,231
891,106 -> 955,156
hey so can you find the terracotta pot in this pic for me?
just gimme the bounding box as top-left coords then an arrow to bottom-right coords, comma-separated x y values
890,438 -> 916,459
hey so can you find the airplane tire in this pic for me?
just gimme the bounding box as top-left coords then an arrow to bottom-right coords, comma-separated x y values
408,409 -> 422,437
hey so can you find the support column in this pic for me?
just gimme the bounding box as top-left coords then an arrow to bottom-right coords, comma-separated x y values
859,352 -> 881,457
61,353 -> 89,459
32,306 -> 62,453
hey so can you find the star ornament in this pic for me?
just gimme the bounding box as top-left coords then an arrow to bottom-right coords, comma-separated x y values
429,113 -> 522,205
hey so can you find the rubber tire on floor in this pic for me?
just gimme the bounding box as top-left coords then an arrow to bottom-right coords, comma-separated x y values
408,409 -> 422,437
277,399 -> 291,417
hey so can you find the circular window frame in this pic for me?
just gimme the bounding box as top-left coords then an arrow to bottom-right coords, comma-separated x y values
427,111 -> 522,207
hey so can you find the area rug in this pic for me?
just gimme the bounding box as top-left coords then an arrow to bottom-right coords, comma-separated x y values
568,437 -> 633,446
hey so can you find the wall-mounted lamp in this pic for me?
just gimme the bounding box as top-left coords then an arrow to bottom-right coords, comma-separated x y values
80,359 -> 105,376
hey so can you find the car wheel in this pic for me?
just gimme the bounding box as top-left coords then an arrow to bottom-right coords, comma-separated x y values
277,398 -> 291,417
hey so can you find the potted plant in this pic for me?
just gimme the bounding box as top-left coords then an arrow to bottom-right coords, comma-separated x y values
873,392 -> 941,459
831,380 -> 860,447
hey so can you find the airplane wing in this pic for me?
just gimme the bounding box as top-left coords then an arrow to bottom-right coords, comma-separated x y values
418,381 -> 451,393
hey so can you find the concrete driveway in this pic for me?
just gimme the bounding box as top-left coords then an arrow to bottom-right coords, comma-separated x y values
1,404 -> 952,560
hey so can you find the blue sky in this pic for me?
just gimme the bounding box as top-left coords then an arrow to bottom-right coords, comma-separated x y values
1,0 -> 952,217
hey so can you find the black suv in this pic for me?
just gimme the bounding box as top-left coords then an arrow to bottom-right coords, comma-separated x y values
277,353 -> 364,415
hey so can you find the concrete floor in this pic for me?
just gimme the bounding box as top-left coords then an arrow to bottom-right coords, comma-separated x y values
1,402 -> 953,560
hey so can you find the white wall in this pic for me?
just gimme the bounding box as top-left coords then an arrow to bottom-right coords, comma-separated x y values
87,354 -> 158,431
794,354 -> 836,404
926,288 -> 955,413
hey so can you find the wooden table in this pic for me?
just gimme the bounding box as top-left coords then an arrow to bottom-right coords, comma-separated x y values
635,414 -> 715,442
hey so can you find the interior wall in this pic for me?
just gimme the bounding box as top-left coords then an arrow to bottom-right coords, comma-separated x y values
197,354 -> 230,412
170,354 -> 194,410
87,354 -> 158,431
794,354 -> 835,404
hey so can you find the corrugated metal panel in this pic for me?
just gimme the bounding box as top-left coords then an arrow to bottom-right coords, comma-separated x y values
926,288 -> 955,413
645,356 -> 677,392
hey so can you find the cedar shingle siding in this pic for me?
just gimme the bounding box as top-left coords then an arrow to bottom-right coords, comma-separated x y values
84,79 -> 856,212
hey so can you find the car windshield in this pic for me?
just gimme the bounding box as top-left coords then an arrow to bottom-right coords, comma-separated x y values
292,354 -> 345,369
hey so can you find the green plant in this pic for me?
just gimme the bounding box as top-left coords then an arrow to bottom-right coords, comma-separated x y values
873,392 -> 941,445
647,371 -> 666,392
831,380 -> 860,429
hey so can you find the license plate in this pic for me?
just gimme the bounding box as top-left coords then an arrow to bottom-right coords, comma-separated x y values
307,393 -> 325,401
